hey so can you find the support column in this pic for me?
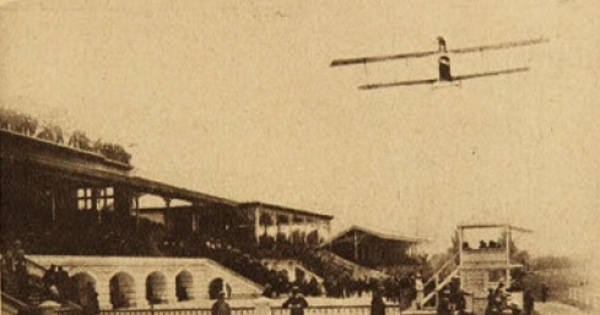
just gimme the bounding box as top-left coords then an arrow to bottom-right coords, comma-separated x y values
287,214 -> 293,241
353,230 -> 359,261
302,217 -> 308,243
96,280 -> 112,310
165,276 -> 177,305
458,227 -> 464,266
49,188 -> 57,222
255,207 -> 261,244
192,211 -> 198,233
135,275 -> 148,309
505,225 -> 511,287
272,213 -> 278,237
163,198 -> 172,232
134,195 -> 140,231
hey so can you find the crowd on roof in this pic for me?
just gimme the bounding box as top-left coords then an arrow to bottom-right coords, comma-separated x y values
0,107 -> 132,165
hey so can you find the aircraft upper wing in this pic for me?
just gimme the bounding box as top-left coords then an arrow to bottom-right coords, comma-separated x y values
358,67 -> 529,91
331,50 -> 437,67
331,37 -> 548,67
449,38 -> 549,54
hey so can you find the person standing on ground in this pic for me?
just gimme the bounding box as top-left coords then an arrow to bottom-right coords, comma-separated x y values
56,266 -> 70,301
414,273 -> 424,309
437,289 -> 451,315
541,284 -> 548,303
283,286 -> 309,315
522,287 -> 534,315
84,282 -> 100,315
371,287 -> 386,315
211,292 -> 231,315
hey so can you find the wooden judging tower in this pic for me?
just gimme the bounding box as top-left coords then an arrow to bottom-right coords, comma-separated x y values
457,224 -> 532,314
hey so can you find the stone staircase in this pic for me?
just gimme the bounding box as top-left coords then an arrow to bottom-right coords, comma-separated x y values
1,256 -> 84,312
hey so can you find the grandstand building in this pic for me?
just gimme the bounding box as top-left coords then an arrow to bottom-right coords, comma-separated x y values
324,226 -> 426,269
0,112 -> 423,313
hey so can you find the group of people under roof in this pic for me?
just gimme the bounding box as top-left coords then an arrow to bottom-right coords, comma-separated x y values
0,106 -> 132,165
462,240 -> 504,250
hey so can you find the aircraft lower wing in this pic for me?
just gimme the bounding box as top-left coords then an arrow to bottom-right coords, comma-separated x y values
331,38 -> 548,67
453,67 -> 529,81
358,67 -> 529,90
359,78 -> 438,90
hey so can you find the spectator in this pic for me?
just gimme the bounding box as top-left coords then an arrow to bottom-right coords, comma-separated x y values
479,240 -> 487,249
15,260 -> 29,300
43,264 -> 58,289
283,286 -> 309,315
437,289 -> 451,315
540,284 -> 548,303
84,282 -> 100,315
371,287 -> 386,315
262,283 -> 273,298
484,288 -> 498,315
453,289 -> 469,315
522,288 -> 534,315
56,266 -> 71,301
494,281 -> 507,308
414,273 -> 423,309
211,292 -> 231,315
3,245 -> 15,274
13,240 -> 25,265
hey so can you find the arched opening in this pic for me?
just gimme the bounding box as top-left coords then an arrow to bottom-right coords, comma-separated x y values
71,272 -> 97,308
146,271 -> 168,305
109,272 -> 136,309
175,270 -> 194,301
208,278 -> 231,300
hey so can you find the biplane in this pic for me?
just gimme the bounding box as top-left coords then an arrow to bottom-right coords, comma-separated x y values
330,37 -> 549,90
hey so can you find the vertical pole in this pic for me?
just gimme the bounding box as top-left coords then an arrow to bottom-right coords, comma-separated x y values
50,189 -> 56,222
505,225 -> 511,287
255,207 -> 261,244
435,274 -> 439,306
164,198 -> 171,232
354,230 -> 359,262
458,227 -> 463,266
135,195 -> 140,231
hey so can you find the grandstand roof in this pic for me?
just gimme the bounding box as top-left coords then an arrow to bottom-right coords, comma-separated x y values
457,223 -> 533,233
328,225 -> 428,245
239,202 -> 334,220
1,129 -> 238,206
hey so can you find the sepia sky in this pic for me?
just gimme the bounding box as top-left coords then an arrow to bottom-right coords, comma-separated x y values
1,0 -> 598,260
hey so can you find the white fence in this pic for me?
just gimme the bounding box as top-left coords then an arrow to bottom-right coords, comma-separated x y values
56,304 -> 403,315
569,287 -> 600,310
